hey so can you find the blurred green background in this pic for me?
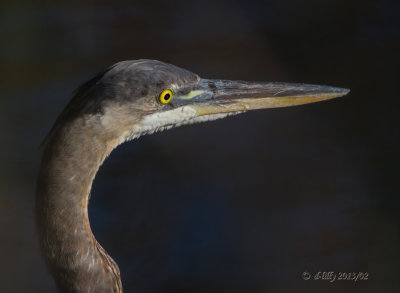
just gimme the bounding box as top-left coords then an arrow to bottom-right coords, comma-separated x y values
0,0 -> 399,292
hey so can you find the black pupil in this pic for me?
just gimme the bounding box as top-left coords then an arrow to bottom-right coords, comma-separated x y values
164,93 -> 170,100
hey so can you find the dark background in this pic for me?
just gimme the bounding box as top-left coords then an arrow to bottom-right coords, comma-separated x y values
1,0 -> 399,292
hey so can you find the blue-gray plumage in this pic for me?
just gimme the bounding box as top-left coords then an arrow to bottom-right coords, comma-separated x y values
35,60 -> 349,292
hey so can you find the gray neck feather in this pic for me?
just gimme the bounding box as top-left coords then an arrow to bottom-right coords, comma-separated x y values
35,101 -> 242,292
35,117 -> 122,293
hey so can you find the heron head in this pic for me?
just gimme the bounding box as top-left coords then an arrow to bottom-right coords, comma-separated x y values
46,59 -> 349,145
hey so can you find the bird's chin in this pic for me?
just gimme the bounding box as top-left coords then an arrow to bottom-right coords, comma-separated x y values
121,105 -> 244,142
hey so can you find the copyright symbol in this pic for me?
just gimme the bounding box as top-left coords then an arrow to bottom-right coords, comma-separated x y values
302,271 -> 311,280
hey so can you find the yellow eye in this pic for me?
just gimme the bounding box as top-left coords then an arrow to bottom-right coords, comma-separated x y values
159,89 -> 173,104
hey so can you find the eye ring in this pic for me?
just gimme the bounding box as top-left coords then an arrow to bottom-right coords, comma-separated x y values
159,89 -> 174,104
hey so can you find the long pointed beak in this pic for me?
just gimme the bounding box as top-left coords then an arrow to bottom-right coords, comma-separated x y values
180,79 -> 349,116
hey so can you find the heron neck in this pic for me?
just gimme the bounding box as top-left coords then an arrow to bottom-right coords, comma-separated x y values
35,119 -> 122,292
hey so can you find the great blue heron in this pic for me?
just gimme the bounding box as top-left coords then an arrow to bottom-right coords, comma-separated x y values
35,60 -> 349,292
